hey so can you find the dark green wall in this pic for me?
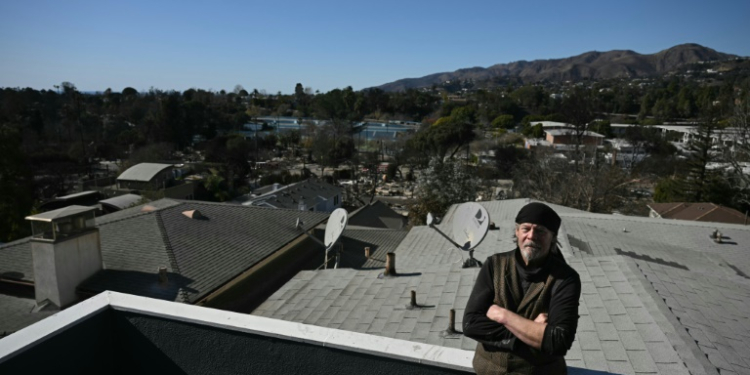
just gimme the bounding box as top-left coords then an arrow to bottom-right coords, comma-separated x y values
0,309 -> 115,375
1,309 -> 472,374
113,311 -> 472,375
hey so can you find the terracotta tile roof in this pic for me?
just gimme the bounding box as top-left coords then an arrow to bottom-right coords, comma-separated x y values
649,202 -> 748,225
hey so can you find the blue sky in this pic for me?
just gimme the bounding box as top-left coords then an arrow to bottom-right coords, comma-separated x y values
1,0 -> 748,94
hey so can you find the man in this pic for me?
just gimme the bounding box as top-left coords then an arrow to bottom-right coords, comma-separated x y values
463,202 -> 581,374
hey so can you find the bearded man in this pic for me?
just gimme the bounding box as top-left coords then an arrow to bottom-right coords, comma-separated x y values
463,202 -> 581,375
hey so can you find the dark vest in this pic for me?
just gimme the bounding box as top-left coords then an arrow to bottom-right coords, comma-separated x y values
472,252 -> 567,375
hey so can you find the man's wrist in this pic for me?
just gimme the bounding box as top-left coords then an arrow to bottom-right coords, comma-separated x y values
487,305 -> 507,324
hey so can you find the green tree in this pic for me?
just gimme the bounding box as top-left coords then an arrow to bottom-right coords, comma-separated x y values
407,107 -> 476,162
0,125 -> 35,241
203,168 -> 230,202
491,114 -> 515,129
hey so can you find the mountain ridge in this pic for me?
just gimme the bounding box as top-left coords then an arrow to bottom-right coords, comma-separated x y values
373,44 -> 741,92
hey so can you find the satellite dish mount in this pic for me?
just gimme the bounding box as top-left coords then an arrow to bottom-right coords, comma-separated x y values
426,202 -> 490,268
294,208 -> 349,269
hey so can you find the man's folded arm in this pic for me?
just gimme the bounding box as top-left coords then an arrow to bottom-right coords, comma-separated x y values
540,274 -> 581,356
463,258 -> 517,350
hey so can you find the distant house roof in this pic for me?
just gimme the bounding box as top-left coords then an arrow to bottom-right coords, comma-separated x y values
528,121 -> 575,129
648,202 -> 748,225
255,198 -> 750,374
242,179 -> 342,211
312,228 -> 409,269
545,129 -> 605,138
25,205 -> 97,222
99,194 -> 142,211
38,191 -> 100,212
1,199 -> 330,304
348,200 -> 407,230
117,163 -> 173,182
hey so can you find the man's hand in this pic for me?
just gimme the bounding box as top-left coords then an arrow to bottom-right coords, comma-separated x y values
486,304 -> 507,324
486,306 -> 548,350
534,313 -> 548,324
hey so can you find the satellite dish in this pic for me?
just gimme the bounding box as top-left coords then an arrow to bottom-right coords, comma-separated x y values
426,213 -> 435,226
451,202 -> 490,251
324,208 -> 348,250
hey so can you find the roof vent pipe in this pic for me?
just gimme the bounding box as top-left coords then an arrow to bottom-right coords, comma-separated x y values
158,266 -> 168,284
365,247 -> 371,258
410,290 -> 417,308
448,309 -> 457,333
385,252 -> 396,276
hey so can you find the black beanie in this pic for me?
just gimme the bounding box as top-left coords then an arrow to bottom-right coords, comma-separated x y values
515,202 -> 561,233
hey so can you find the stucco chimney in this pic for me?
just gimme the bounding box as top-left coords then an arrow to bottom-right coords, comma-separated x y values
298,196 -> 307,211
25,206 -> 102,308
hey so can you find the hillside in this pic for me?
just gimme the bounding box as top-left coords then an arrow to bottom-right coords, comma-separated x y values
374,44 -> 740,92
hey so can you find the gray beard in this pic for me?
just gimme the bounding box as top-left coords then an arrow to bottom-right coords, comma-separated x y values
520,242 -> 546,264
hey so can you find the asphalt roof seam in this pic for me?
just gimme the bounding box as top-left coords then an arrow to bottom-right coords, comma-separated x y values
154,211 -> 188,303
625,258 -> 722,375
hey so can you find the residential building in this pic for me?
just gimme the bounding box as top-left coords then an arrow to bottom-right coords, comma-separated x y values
38,191 -> 100,212
545,129 -> 605,147
254,198 -> 750,374
0,292 -> 472,374
648,202 -> 749,225
347,200 -> 408,230
5,198 -> 750,374
239,179 -> 343,212
0,199 -> 331,336
116,163 -> 195,200
116,163 -> 175,191
603,138 -> 648,167
529,121 -> 575,131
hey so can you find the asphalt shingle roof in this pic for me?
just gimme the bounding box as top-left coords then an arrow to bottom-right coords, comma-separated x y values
0,293 -> 55,337
253,198 -> 750,375
348,200 -> 407,230
0,199 -> 330,304
320,228 -> 409,269
241,179 -> 342,211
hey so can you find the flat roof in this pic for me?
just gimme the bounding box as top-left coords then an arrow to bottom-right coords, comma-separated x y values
25,206 -> 96,222
99,194 -> 142,210
546,129 -> 605,137
117,163 -> 173,182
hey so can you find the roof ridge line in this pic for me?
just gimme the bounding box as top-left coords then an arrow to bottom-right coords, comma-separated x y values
693,206 -> 720,221
97,210 -> 153,226
154,211 -> 190,303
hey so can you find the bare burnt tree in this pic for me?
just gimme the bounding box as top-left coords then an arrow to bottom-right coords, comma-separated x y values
561,87 -> 598,171
513,147 -> 635,213
723,98 -> 750,207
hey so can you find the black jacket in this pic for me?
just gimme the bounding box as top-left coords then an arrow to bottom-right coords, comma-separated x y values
463,249 -> 581,357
